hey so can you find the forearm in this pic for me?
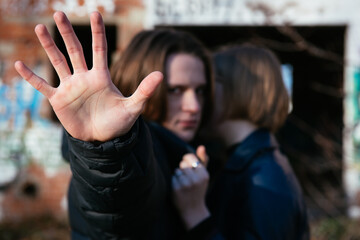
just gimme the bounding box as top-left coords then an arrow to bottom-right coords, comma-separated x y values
68,118 -> 150,186
180,204 -> 211,230
67,118 -> 162,238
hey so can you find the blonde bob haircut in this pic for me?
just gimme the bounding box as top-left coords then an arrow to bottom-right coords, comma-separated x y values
110,29 -> 214,130
213,44 -> 289,132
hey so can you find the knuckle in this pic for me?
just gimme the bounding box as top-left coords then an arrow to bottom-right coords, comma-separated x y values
42,41 -> 54,50
183,154 -> 197,164
33,81 -> 44,92
93,45 -> 107,53
52,57 -> 64,67
67,45 -> 83,55
24,71 -> 34,81
179,161 -> 188,169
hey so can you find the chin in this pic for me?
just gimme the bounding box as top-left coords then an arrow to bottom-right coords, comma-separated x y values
178,131 -> 196,143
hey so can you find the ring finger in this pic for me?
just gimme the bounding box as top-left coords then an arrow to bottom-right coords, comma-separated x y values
35,24 -> 71,80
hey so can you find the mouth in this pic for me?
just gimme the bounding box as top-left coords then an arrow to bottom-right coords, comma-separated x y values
179,120 -> 198,128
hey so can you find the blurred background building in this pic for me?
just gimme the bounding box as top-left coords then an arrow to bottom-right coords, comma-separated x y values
0,0 -> 360,238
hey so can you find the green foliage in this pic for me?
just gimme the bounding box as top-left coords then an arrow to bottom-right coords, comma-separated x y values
311,217 -> 360,240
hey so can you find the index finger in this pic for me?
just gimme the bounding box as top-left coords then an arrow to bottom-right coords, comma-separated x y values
180,153 -> 201,169
196,145 -> 208,167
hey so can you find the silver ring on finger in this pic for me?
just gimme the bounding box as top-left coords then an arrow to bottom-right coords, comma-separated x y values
191,160 -> 201,169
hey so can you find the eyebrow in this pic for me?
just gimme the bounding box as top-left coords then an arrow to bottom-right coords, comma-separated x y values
166,83 -> 207,88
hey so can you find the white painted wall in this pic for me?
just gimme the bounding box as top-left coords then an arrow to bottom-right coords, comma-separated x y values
144,0 -> 360,26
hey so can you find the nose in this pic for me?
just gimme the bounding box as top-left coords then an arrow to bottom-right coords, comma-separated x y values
182,90 -> 201,113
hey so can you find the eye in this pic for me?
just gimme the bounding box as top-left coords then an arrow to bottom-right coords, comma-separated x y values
196,87 -> 205,95
167,87 -> 182,95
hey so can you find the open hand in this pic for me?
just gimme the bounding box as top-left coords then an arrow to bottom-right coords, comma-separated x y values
14,11 -> 162,142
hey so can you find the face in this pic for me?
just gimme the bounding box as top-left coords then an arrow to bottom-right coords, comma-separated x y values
162,54 -> 206,142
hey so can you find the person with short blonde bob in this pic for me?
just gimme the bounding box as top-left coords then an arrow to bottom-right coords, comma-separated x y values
215,44 -> 289,133
173,44 -> 310,239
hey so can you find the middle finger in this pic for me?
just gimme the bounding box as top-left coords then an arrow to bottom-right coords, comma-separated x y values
53,11 -> 88,73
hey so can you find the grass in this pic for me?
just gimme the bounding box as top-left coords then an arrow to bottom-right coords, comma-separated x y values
311,217 -> 360,240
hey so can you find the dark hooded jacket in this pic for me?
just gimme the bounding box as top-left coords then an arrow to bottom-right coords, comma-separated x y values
190,129 -> 309,240
63,119 -> 309,240
62,118 -> 195,239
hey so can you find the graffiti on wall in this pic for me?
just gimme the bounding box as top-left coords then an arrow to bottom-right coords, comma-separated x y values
0,60 -> 64,188
0,66 -> 67,221
352,69 -> 360,161
146,0 -> 299,26
152,0 -> 241,17
343,67 -> 360,217
147,0 -> 245,25
0,76 -> 44,129
0,62 -> 48,129
0,0 -> 48,15
0,0 -> 115,16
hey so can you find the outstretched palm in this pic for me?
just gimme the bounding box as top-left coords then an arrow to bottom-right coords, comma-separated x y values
15,11 -> 162,142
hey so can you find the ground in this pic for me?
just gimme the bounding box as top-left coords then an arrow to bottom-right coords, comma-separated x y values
0,216 -> 70,240
1,216 -> 360,240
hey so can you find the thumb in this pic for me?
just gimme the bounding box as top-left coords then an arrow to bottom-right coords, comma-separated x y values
130,71 -> 163,109
196,145 -> 208,167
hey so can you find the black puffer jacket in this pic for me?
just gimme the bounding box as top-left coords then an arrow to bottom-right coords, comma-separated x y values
62,121 -> 309,240
63,118 -> 195,240
197,129 -> 309,240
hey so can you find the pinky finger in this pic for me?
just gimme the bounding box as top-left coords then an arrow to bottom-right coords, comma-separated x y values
172,175 -> 180,190
14,61 -> 55,99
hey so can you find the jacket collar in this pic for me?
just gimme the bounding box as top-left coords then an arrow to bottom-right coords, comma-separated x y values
148,121 -> 195,171
148,121 -> 195,152
225,129 -> 277,172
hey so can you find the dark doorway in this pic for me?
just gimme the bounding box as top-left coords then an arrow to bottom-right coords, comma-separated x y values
52,24 -> 117,85
50,24 -> 117,122
161,25 -> 346,219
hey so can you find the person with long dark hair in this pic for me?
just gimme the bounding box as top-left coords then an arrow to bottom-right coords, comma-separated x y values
15,11 -> 213,239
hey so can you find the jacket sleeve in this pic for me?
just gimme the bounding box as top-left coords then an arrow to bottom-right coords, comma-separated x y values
186,174 -> 309,240
186,186 -> 306,240
228,184 -> 308,240
66,118 -> 165,239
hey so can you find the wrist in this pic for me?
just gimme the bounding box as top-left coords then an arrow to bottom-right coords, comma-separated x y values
181,204 -> 210,230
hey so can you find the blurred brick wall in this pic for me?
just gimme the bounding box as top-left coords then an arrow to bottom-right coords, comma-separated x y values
0,0 -> 146,223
